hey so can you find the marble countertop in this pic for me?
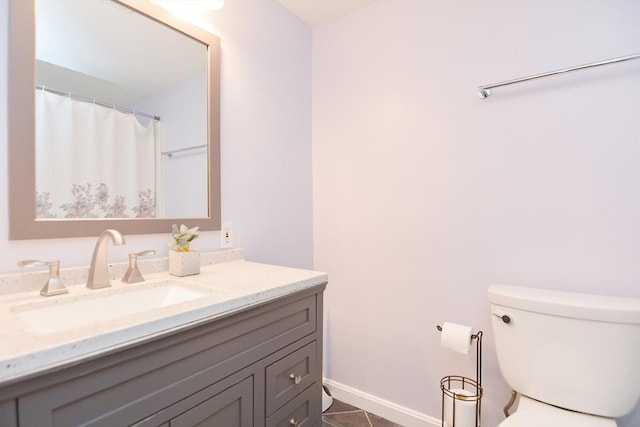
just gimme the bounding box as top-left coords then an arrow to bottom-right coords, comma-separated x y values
0,258 -> 327,385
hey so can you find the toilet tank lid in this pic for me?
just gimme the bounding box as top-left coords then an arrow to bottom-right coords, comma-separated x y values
488,284 -> 640,324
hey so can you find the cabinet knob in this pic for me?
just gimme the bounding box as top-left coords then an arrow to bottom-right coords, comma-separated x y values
289,373 -> 302,384
289,419 -> 300,427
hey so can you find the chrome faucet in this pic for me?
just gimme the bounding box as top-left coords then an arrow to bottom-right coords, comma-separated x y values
87,229 -> 126,289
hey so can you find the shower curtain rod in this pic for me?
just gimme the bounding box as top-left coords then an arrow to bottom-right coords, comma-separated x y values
36,85 -> 161,121
477,52 -> 640,99
161,144 -> 207,158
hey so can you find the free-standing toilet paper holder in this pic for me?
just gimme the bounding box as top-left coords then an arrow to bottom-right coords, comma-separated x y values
437,325 -> 483,427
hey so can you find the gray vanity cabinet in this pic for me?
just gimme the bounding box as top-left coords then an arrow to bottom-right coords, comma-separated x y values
0,284 -> 326,427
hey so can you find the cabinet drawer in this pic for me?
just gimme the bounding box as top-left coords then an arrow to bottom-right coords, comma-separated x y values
266,342 -> 317,416
266,383 -> 320,427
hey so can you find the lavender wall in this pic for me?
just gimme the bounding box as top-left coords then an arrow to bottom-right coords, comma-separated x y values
313,1 -> 640,426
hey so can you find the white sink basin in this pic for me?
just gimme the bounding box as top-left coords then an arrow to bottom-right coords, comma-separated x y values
13,282 -> 209,334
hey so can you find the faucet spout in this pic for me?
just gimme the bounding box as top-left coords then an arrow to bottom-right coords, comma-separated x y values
87,229 -> 126,289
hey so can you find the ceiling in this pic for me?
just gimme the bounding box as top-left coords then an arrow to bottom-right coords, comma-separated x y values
277,0 -> 376,27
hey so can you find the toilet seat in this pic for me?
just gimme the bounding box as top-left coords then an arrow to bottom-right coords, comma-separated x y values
498,395 -> 617,427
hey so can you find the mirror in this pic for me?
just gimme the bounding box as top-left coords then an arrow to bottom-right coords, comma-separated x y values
8,0 -> 221,239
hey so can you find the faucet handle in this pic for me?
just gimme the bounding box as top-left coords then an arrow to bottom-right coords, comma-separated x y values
17,259 -> 69,297
122,250 -> 156,284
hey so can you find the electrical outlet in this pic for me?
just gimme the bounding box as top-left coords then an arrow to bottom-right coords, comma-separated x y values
220,222 -> 233,248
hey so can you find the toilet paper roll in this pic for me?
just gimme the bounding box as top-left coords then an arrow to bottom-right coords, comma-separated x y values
440,322 -> 473,355
443,388 -> 477,427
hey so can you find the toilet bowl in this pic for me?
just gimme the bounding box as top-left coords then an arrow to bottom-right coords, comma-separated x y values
498,396 -> 616,427
488,284 -> 640,426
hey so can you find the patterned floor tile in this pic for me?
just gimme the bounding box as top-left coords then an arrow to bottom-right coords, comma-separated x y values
321,399 -> 404,427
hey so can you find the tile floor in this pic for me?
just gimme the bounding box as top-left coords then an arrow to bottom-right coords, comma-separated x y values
322,399 -> 404,427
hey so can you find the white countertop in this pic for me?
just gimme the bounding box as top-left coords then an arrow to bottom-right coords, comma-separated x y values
0,259 -> 327,385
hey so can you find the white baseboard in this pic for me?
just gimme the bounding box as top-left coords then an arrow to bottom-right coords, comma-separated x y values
323,378 -> 441,427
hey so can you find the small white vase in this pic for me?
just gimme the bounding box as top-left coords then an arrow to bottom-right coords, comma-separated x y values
169,250 -> 200,277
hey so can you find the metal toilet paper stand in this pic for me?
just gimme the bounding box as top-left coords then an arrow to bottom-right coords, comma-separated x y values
437,325 -> 483,427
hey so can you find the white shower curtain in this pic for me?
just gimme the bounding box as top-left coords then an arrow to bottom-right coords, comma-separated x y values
35,90 -> 160,218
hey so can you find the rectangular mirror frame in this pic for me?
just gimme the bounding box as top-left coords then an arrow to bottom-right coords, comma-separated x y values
8,0 -> 221,239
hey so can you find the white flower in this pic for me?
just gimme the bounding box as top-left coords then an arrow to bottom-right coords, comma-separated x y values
171,223 -> 200,251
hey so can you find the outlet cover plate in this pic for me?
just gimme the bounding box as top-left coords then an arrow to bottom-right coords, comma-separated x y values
220,222 -> 233,248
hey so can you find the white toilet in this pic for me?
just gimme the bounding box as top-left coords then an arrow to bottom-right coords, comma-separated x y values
488,284 -> 640,427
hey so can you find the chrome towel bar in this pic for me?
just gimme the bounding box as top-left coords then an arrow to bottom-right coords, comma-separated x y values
478,52 -> 640,99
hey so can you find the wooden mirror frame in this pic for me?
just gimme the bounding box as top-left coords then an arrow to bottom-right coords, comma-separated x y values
8,0 -> 221,239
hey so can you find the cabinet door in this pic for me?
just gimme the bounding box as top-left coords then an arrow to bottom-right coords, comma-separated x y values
0,399 -> 18,427
170,376 -> 253,427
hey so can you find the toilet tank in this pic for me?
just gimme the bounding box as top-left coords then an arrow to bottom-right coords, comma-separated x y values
488,284 -> 640,418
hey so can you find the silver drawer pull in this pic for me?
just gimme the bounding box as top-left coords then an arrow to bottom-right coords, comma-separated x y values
289,419 -> 300,427
289,373 -> 302,384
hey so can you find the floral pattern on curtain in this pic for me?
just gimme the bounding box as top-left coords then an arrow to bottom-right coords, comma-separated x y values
35,90 -> 161,218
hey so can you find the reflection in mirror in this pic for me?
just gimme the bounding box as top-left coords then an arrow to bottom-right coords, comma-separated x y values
36,0 -> 207,219
8,0 -> 221,239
